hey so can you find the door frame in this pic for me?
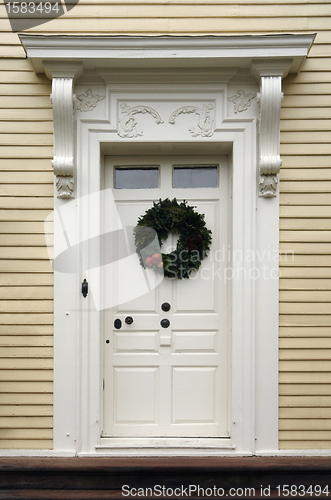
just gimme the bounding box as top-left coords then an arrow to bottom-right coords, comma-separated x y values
19,34 -> 314,456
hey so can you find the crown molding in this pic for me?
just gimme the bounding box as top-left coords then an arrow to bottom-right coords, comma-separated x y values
20,34 -> 315,74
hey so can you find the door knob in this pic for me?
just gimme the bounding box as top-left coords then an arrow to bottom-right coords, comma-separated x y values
160,318 -> 170,328
161,302 -> 171,312
114,318 -> 122,329
125,316 -> 134,325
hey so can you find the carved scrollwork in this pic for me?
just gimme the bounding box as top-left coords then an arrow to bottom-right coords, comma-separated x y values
51,77 -> 75,199
169,103 -> 214,137
257,76 -> 283,197
118,102 -> 164,138
227,90 -> 256,113
76,89 -> 105,112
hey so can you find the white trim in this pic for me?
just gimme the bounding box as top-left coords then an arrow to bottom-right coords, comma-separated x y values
15,34 -> 314,457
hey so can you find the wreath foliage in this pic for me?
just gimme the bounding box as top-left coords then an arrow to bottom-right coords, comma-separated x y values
134,198 -> 212,279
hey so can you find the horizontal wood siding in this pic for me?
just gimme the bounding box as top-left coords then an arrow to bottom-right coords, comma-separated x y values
0,0 -> 330,449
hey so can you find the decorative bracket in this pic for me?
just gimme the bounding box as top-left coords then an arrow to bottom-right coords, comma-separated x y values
43,61 -> 83,199
251,59 -> 292,198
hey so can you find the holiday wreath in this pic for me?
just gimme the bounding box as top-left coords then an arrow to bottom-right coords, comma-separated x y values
134,198 -> 212,279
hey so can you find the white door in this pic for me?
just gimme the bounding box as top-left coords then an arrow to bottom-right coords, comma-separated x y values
102,154 -> 229,438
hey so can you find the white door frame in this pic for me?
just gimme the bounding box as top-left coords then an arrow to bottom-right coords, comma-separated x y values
19,34 -> 314,456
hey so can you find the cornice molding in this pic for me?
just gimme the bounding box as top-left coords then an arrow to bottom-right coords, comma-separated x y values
20,34 -> 315,74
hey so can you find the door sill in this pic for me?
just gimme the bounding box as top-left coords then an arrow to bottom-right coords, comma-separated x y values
97,437 -> 234,449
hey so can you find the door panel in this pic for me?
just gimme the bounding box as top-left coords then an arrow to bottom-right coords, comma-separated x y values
103,155 -> 229,438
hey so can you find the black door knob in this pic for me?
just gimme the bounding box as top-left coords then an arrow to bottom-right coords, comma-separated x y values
125,316 -> 134,325
114,318 -> 122,329
161,302 -> 171,312
160,318 -> 170,328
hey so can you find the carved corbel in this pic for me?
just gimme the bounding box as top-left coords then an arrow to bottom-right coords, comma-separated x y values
43,61 -> 83,199
251,59 -> 292,198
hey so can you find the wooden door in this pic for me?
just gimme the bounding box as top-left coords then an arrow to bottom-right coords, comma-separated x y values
102,154 -> 229,438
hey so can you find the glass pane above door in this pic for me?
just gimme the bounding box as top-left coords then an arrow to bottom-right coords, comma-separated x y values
115,167 -> 159,189
173,166 -> 218,188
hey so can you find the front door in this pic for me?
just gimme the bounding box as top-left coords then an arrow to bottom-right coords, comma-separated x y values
102,154 -> 230,438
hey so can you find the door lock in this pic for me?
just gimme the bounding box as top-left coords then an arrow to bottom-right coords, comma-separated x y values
160,318 -> 170,328
161,302 -> 171,312
125,316 -> 134,325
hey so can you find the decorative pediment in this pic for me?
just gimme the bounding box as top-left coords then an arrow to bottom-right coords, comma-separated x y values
21,35 -> 314,200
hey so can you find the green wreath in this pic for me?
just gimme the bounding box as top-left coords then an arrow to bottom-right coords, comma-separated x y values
134,198 -> 212,279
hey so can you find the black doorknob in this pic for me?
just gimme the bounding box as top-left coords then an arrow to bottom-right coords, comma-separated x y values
160,318 -> 170,328
114,318 -> 122,329
125,316 -> 134,325
161,302 -> 171,312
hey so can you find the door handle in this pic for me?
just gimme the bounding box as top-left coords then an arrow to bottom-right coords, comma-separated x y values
125,316 -> 134,325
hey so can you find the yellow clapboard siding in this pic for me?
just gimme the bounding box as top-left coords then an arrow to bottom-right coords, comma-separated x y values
0,301 -> 53,313
6,17 -> 328,34
280,349 -> 331,360
280,269 -> 331,279
280,206 -> 331,217
0,440 -> 52,449
280,243 -> 331,254
280,231 -> 331,242
280,441 -> 331,449
0,394 -> 53,405
0,134 -> 53,146
7,3 -> 330,18
0,429 -> 53,439
0,95 -> 51,108
279,431 -> 331,440
0,234 -> 51,246
0,222 -> 51,233
0,313 -> 53,324
280,170 -> 331,181
0,84 -> 52,96
280,280 -> 331,291
0,416 -> 52,428
0,336 -> 53,346
0,405 -> 52,416
280,384 -> 331,396
0,263 -> 53,274
0,287 -> 53,302
0,71 -> 49,84
280,219 -> 331,230
0,370 -> 53,381
0,359 -> 53,370
0,109 -> 53,120
0,46 -> 26,58
280,314 -> 331,326
0,122 -> 53,134
0,381 -> 52,392
0,346 -> 53,357
0,147 -> 52,159
281,108 -> 331,119
0,274 -> 53,286
281,119 -> 331,131
0,199 -> 53,210
280,255 -> 331,267
279,302 -> 331,314
0,183 -> 53,195
282,95 -> 331,108
281,132 -> 331,145
280,419 -> 331,431
283,84 -> 331,96
280,407 -> 331,419
280,291 -> 331,302
0,172 -> 53,183
0,211 -> 52,222
0,159 -> 52,171
280,193 -> 331,206
281,156 -> 331,167
285,73 -> 331,84
0,248 -> 51,259
281,144 -> 331,155
279,360 -> 331,372
280,372 -> 331,384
